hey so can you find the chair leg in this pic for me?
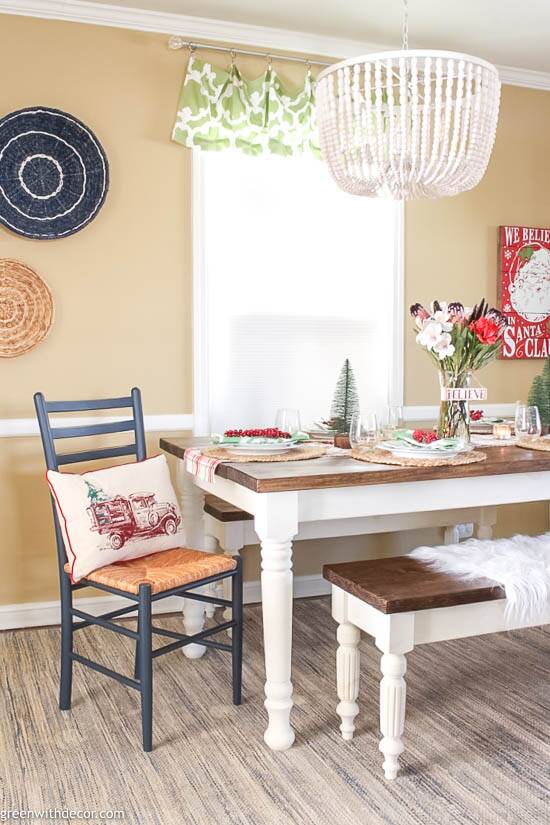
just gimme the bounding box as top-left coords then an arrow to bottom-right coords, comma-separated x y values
231,558 -> 243,705
134,611 -> 141,681
59,573 -> 73,711
138,584 -> 153,752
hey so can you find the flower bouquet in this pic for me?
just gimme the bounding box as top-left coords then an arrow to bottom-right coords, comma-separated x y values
410,300 -> 507,440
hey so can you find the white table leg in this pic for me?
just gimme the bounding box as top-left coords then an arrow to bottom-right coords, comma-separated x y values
443,525 -> 460,545
176,460 -> 207,659
336,621 -> 360,740
475,506 -> 496,540
255,492 -> 298,751
203,532 -> 218,619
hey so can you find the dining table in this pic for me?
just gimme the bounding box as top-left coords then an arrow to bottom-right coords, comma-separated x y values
160,437 -> 550,751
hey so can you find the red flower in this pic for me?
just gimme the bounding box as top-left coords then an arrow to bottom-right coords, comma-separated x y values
470,409 -> 484,421
469,317 -> 500,345
412,429 -> 438,443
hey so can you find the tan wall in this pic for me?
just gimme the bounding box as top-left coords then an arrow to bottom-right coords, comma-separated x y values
0,14 -> 548,607
405,84 -> 550,404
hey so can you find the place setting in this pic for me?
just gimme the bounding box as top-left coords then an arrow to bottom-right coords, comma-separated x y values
184,409 -> 327,482
348,408 -> 487,468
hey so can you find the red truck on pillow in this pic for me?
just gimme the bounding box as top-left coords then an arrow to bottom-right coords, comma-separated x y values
87,491 -> 181,550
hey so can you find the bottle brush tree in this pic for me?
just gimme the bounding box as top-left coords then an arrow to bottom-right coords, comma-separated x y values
528,356 -> 550,428
326,358 -> 360,434
85,480 -> 110,503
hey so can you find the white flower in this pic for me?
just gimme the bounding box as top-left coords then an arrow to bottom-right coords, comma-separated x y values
432,309 -> 453,331
433,333 -> 455,360
417,321 -> 443,350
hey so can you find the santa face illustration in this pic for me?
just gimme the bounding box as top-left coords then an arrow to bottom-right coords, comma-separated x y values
509,245 -> 550,322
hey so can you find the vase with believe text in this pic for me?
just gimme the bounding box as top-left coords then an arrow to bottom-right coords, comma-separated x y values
438,369 -> 472,443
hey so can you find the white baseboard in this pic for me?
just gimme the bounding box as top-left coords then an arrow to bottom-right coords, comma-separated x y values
0,573 -> 330,630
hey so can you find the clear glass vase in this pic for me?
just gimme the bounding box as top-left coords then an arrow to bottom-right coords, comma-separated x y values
438,369 -> 472,442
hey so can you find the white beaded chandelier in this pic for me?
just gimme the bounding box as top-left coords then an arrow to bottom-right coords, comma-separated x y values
316,1 -> 501,199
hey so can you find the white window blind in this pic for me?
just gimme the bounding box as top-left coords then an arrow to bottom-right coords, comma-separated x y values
195,151 -> 401,435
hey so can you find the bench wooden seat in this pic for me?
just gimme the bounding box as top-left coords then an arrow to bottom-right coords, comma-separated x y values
323,556 -> 505,614
204,494 -> 252,522
323,554 -> 549,781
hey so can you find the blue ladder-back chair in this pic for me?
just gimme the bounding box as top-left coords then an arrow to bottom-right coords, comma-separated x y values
34,387 -> 243,751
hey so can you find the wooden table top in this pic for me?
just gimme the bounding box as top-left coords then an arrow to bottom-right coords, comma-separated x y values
160,437 -> 550,494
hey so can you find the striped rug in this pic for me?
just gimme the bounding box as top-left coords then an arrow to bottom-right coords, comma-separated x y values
1,597 -> 549,825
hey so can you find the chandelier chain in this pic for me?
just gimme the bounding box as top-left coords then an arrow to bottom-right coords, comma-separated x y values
401,0 -> 409,50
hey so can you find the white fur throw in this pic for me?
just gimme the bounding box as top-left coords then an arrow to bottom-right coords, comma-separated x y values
410,533 -> 550,624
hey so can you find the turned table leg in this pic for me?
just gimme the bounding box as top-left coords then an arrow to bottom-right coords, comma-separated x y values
255,492 -> 298,751
176,460 -> 208,659
202,532 -> 219,619
443,525 -> 460,545
475,506 -> 496,540
336,621 -> 361,740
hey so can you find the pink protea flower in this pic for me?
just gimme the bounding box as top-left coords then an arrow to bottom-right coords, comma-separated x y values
410,303 -> 429,321
448,301 -> 465,322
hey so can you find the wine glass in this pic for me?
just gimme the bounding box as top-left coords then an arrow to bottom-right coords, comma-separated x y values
515,404 -> 541,440
382,404 -> 404,439
275,408 -> 301,435
349,412 -> 379,450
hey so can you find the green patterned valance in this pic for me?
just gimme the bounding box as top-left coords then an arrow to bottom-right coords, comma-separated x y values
172,56 -> 319,157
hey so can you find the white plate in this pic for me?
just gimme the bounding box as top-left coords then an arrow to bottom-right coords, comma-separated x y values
379,440 -> 473,460
213,440 -> 300,455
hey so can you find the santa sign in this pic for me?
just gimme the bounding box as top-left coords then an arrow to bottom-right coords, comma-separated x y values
498,225 -> 550,359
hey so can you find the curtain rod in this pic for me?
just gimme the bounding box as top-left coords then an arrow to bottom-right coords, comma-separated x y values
167,36 -> 332,67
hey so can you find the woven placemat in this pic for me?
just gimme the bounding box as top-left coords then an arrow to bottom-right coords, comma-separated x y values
516,437 -> 550,452
351,447 -> 487,468
202,445 -> 326,463
0,259 -> 54,357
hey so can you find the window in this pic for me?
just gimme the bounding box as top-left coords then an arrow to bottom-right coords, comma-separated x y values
193,151 -> 403,435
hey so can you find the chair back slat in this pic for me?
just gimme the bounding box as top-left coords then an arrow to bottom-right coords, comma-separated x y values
45,396 -> 133,413
56,444 -> 138,466
34,387 -> 147,578
51,419 -> 136,440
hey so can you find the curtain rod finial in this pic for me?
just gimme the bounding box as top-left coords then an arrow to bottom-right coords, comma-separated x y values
168,36 -> 185,51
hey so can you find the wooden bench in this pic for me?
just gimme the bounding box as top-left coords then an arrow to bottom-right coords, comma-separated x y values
323,556 -> 550,780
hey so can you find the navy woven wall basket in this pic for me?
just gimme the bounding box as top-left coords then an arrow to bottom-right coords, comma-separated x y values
0,107 -> 109,240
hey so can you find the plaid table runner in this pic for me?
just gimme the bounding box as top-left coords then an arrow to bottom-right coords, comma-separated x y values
184,447 -> 221,483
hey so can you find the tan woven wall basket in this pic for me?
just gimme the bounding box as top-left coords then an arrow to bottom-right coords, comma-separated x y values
0,259 -> 54,357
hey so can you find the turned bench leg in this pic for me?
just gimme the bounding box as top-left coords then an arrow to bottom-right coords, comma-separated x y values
379,652 -> 407,780
336,621 -> 361,740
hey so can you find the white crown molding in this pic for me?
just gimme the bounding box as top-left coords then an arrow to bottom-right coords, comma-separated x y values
0,573 -> 330,629
0,0 -> 383,59
0,413 -> 193,438
3,0 -> 550,90
497,64 -> 550,91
